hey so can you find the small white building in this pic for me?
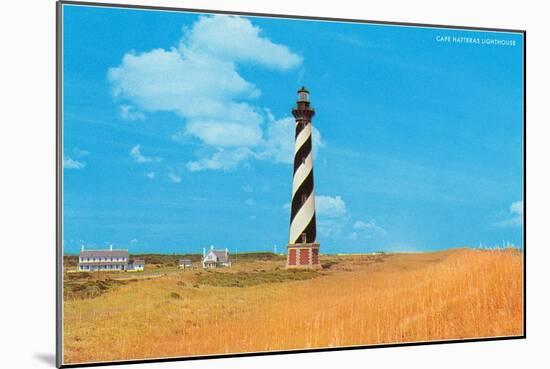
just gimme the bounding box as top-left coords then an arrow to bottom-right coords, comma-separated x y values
202,246 -> 231,268
178,259 -> 193,269
127,259 -> 145,271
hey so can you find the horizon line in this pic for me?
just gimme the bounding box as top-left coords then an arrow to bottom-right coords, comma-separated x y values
62,245 -> 523,256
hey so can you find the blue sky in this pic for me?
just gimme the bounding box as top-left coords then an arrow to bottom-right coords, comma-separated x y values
62,4 -> 524,255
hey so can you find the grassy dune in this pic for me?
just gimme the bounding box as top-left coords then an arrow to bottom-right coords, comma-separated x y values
63,248 -> 523,364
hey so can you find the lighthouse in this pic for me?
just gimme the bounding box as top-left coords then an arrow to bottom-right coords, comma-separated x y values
286,87 -> 321,269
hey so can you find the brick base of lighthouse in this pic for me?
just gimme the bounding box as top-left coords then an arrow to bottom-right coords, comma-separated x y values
286,243 -> 321,269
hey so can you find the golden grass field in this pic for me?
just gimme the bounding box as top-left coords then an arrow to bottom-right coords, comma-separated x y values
63,248 -> 523,364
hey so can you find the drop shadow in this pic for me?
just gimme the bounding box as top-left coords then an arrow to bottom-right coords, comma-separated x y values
34,353 -> 56,367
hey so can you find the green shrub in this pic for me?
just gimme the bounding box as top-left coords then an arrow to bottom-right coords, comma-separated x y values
195,269 -> 319,288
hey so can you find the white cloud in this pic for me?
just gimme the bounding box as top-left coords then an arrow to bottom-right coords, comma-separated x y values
186,148 -> 255,172
145,171 -> 155,179
183,15 -> 303,71
245,198 -> 255,206
108,15 -> 315,172
72,147 -> 89,157
262,117 -> 325,164
494,200 -> 523,228
168,173 -> 182,183
63,156 -> 86,169
352,220 -> 387,237
313,195 -> 348,239
318,218 -> 347,239
120,105 -> 146,121
510,200 -> 523,217
185,118 -> 263,147
109,46 -> 263,148
107,15 -> 298,149
315,195 -> 347,218
129,144 -> 161,163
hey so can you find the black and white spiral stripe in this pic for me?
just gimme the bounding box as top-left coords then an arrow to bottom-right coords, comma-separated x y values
289,119 -> 317,244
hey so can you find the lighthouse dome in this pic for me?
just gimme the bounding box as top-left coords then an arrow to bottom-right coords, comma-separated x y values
297,86 -> 310,102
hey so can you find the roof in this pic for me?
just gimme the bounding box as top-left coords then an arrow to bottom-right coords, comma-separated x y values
79,261 -> 127,265
211,249 -> 230,263
179,259 -> 192,264
80,249 -> 129,258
